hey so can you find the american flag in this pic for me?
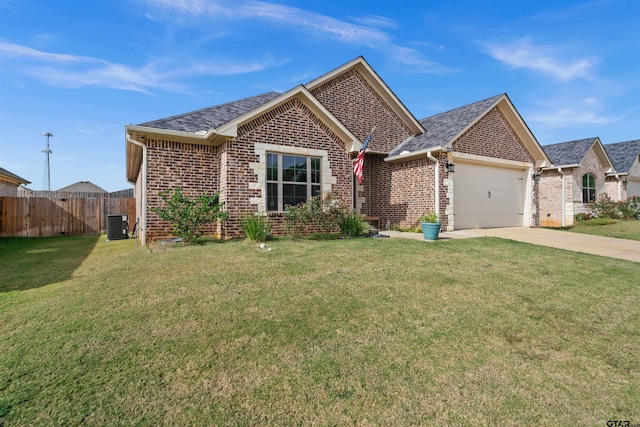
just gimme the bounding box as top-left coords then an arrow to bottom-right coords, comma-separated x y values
353,128 -> 374,184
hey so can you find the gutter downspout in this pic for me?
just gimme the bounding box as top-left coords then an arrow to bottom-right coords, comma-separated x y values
558,168 -> 566,228
427,152 -> 439,217
128,135 -> 147,246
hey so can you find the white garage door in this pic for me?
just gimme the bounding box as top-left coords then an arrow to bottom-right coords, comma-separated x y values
627,181 -> 640,198
454,162 -> 525,229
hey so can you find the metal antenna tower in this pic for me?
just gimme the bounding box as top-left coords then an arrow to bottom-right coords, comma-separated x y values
41,131 -> 54,190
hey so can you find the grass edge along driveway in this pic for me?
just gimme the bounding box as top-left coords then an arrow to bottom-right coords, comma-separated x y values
1,235 -> 638,426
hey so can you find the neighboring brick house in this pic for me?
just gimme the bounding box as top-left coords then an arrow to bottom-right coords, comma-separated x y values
125,57 -> 550,245
0,167 -> 30,197
604,139 -> 640,199
539,137 -> 616,227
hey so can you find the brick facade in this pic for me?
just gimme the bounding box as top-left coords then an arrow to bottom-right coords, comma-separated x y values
539,147 -> 613,227
144,140 -> 220,241
139,98 -> 352,241
452,107 -> 534,164
0,179 -> 19,197
310,68 -> 415,153
131,62 -> 548,243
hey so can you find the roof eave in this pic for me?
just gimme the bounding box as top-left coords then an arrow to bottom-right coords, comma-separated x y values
542,164 -> 580,171
385,146 -> 445,163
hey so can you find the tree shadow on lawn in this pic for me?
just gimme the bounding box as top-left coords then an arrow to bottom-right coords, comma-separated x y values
0,235 -> 100,293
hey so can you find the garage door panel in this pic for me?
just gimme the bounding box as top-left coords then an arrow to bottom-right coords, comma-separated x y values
454,162 -> 525,229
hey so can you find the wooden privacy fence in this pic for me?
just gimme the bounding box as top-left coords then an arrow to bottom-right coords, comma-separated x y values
0,197 -> 136,237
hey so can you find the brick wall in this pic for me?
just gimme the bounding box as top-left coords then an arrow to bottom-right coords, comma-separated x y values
452,107 -> 534,163
0,179 -> 18,197
539,146 -> 611,228
224,98 -> 352,238
142,98 -> 353,241
360,154 -> 454,230
144,140 -> 220,242
310,68 -> 415,153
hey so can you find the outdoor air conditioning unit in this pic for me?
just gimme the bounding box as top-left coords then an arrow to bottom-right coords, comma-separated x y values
107,214 -> 129,240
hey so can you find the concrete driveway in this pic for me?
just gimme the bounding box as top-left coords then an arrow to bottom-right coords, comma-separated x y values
380,228 -> 640,263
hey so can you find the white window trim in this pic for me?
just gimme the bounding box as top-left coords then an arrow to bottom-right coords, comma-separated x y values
250,143 -> 336,213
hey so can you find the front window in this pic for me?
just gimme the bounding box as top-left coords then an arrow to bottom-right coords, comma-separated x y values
266,153 -> 321,211
582,173 -> 596,203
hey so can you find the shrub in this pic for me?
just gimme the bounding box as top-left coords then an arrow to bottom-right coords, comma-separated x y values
339,211 -> 369,237
308,192 -> 346,235
619,195 -> 640,219
284,193 -> 349,239
590,194 -> 619,219
284,202 -> 311,239
240,213 -> 271,242
149,188 -> 228,244
574,212 -> 592,222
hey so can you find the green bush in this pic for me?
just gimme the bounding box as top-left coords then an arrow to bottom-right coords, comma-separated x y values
619,195 -> 640,219
284,203 -> 311,239
240,213 -> 272,242
149,187 -> 228,244
339,211 -> 369,237
574,212 -> 592,222
590,194 -> 619,219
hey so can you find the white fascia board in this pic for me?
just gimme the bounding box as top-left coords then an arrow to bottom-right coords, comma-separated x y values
125,125 -> 212,144
384,146 -> 445,162
541,164 -> 580,171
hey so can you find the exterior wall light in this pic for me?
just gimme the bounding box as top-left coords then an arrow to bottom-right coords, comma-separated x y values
445,161 -> 455,173
533,173 -> 541,182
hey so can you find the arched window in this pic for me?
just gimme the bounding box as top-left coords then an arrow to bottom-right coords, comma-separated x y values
582,173 -> 596,203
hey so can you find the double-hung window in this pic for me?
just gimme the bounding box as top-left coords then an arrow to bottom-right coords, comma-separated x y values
582,173 -> 596,203
266,153 -> 321,211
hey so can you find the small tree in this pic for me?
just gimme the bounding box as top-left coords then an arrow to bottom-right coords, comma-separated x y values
150,187 -> 228,244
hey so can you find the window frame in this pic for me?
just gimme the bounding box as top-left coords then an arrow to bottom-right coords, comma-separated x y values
582,172 -> 596,203
266,152 -> 322,212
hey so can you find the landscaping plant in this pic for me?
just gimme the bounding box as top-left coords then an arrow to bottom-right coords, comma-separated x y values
339,211 -> 369,237
149,187 -> 228,244
240,213 -> 272,242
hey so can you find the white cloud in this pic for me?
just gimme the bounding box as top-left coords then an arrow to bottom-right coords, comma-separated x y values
141,0 -> 447,72
350,14 -> 399,29
482,37 -> 596,81
528,99 -> 621,128
0,42 -> 278,93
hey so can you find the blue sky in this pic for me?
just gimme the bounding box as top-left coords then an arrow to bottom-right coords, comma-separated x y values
1,0 -> 638,192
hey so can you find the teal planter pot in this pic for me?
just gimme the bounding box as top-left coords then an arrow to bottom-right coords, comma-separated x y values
420,222 -> 441,240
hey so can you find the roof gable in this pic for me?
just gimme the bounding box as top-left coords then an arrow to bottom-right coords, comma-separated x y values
305,56 -> 424,136
390,94 -> 504,156
542,138 -> 597,166
604,139 -> 640,173
56,181 -> 107,193
126,86 -> 361,182
388,94 -> 550,167
543,137 -> 615,173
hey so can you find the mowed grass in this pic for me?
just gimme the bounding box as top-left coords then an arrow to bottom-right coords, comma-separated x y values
565,218 -> 640,241
1,235 -> 638,426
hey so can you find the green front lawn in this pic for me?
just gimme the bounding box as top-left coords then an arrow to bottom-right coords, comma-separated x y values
566,218 -> 640,241
1,235 -> 638,425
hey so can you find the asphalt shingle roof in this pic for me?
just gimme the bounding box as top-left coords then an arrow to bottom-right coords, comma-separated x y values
139,92 -> 282,133
603,139 -> 640,173
56,181 -> 107,193
389,94 -> 504,157
0,166 -> 30,184
542,137 -> 598,166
